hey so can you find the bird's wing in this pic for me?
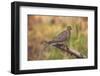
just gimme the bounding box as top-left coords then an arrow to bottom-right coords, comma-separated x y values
53,31 -> 68,42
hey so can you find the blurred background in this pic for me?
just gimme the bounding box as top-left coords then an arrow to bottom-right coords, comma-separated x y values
28,15 -> 88,61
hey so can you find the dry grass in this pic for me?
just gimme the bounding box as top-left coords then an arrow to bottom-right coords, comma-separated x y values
28,15 -> 88,60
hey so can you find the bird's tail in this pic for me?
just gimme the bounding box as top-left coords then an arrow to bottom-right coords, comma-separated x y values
41,40 -> 57,46
42,40 -> 56,50
41,40 -> 53,44
47,41 -> 56,44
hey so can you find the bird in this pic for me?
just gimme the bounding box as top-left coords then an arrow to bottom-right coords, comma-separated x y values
47,26 -> 72,46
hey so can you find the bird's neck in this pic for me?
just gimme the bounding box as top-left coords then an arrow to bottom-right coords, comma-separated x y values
67,30 -> 71,39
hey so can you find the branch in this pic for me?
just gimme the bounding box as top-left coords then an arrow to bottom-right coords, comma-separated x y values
52,44 -> 86,58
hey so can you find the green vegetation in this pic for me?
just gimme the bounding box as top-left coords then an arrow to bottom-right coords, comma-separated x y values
28,16 -> 88,60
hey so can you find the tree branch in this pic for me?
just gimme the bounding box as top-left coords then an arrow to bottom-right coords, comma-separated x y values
51,44 -> 86,58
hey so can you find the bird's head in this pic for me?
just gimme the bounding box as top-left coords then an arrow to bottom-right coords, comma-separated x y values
67,26 -> 72,31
